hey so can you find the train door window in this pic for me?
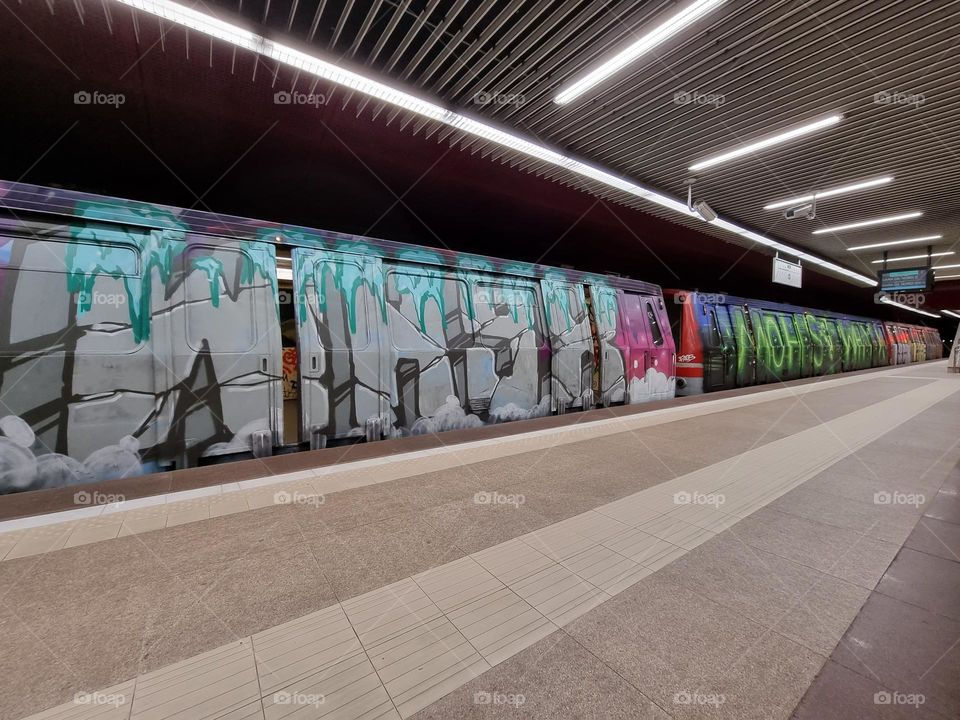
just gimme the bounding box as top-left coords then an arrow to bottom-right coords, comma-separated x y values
304,257 -> 370,351
387,269 -> 474,349
715,307 -> 734,344
707,309 -> 722,348
185,247 -> 258,353
645,300 -> 665,346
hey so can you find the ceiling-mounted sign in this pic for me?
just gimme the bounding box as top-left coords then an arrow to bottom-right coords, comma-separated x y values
772,256 -> 802,288
879,267 -> 933,292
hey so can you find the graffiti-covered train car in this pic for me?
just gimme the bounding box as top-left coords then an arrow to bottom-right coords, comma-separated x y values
0,181 -> 675,493
665,290 -> 941,395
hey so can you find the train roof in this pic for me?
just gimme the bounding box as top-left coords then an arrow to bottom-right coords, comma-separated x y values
664,288 -> 933,328
0,180 -> 662,295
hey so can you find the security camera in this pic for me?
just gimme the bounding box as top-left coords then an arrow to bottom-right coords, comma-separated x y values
783,203 -> 816,220
693,200 -> 718,222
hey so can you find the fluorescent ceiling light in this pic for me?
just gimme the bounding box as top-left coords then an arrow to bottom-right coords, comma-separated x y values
764,176 -> 893,210
813,211 -> 922,235
878,296 -> 940,318
933,264 -> 960,270
871,251 -> 954,265
936,275 -> 960,280
110,0 -> 876,288
689,114 -> 842,172
554,0 -> 725,105
847,234 -> 943,251
942,309 -> 960,318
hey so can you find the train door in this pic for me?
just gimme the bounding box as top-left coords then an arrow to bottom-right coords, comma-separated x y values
775,312 -> 802,381
792,313 -> 813,377
541,277 -> 594,410
164,238 -> 284,466
822,318 -> 843,372
704,305 -> 736,390
292,248 -> 384,445
586,284 -> 626,406
729,305 -> 756,387
643,295 -> 675,399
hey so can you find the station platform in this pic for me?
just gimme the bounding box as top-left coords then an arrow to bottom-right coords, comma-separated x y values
1,361 -> 958,720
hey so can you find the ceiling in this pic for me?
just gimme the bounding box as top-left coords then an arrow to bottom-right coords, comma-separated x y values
191,0 -> 960,282
2,0 -> 959,322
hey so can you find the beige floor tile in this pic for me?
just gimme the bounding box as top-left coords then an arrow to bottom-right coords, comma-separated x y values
131,639 -> 260,720
470,538 -> 554,586
21,679 -> 136,720
508,561 -> 609,627
412,557 -> 504,613
63,522 -> 124,549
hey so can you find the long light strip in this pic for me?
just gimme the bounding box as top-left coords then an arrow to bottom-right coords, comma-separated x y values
111,0 -> 876,287
871,252 -> 954,265
847,234 -> 943,251
764,176 -> 893,210
937,275 -> 960,280
554,0 -> 725,105
933,264 -> 960,270
813,211 -> 922,235
689,114 -> 843,172
942,310 -> 960,319
879,296 -> 940,318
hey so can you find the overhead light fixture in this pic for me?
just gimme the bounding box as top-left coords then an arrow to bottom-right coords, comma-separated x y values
847,234 -> 943,251
871,251 -> 954,265
109,0 -> 877,288
878,296 -> 940,318
689,114 -> 843,172
764,176 -> 893,210
553,0 -> 726,106
942,310 -> 960,319
812,211 -> 922,234
933,264 -> 960,270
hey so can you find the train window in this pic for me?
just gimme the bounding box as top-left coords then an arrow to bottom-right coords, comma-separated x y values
0,235 -> 139,276
545,283 -> 589,343
1,235 -> 142,353
646,301 -> 665,346
473,282 -> 541,347
185,247 -> 258,353
387,269 -> 474,349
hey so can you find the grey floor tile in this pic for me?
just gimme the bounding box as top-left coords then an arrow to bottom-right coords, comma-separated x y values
792,660 -> 944,720
904,518 -> 960,563
832,593 -> 960,719
923,491 -> 960,526
876,548 -> 960,621
564,574 -> 770,710
416,498 -> 554,555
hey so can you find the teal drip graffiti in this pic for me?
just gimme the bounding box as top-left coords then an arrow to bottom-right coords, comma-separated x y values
190,256 -> 225,308
293,242 -> 387,334
68,202 -> 188,342
240,239 -> 278,316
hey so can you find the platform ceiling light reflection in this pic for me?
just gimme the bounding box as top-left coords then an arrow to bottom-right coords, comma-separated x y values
942,310 -> 960,318
689,114 -> 842,172
847,235 -> 943,251
109,0 -> 876,287
554,0 -> 725,106
870,251 -> 954,264
878,296 -> 940,318
764,176 -> 893,210
813,211 -> 923,235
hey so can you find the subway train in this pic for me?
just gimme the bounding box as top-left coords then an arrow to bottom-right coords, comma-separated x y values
665,290 -> 942,395
0,181 -> 676,493
0,181 -> 941,493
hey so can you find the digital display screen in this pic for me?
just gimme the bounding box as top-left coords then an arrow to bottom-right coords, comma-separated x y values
879,267 -> 932,292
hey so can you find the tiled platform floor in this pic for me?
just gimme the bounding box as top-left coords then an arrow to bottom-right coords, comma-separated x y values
1,362 -> 958,719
